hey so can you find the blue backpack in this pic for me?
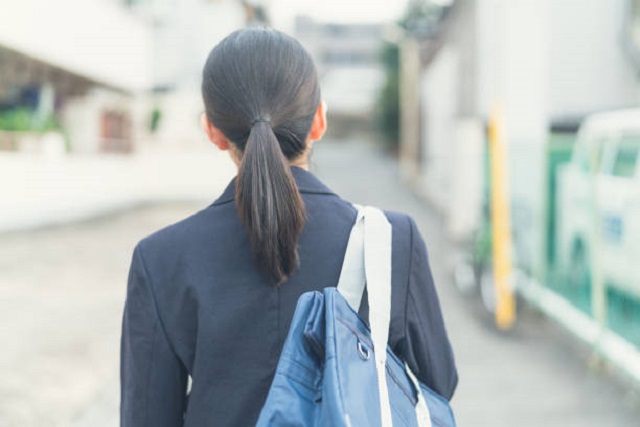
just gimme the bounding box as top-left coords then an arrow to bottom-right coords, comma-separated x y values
257,206 -> 456,426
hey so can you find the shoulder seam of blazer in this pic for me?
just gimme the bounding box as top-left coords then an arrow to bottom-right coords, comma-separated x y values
134,244 -> 183,362
403,215 -> 414,349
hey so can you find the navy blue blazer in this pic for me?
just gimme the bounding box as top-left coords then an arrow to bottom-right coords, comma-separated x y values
120,166 -> 458,426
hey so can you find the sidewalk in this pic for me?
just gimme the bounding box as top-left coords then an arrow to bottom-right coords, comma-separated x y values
313,139 -> 640,426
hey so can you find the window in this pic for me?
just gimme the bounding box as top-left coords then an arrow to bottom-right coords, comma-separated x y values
611,135 -> 640,178
574,135 -> 606,173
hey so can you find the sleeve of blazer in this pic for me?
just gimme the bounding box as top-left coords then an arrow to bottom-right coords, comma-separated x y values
120,244 -> 188,427
399,216 -> 458,400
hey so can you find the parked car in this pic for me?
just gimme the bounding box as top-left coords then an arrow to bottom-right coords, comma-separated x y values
556,109 -> 640,300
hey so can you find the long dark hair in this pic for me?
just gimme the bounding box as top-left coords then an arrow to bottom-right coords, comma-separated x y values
201,27 -> 321,284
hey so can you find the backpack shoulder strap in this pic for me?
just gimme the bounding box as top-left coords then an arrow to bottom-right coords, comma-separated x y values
337,205 -> 432,427
337,205 -> 393,426
362,206 -> 393,427
336,204 -> 366,311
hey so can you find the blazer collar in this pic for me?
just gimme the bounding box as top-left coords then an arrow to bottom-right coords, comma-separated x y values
211,166 -> 337,206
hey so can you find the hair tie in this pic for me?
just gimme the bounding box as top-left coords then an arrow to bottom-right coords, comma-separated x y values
251,117 -> 270,127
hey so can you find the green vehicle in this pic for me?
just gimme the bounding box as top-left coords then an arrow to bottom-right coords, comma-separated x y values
556,109 -> 640,300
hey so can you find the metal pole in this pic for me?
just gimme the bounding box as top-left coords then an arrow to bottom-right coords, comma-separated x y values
488,103 -> 516,330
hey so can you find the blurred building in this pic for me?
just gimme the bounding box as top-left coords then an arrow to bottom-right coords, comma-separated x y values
295,16 -> 386,128
399,0 -> 640,243
397,0 -> 640,382
0,0 -> 247,154
0,0 -> 248,231
0,0 -> 154,154
128,0 -> 246,149
550,0 -> 639,123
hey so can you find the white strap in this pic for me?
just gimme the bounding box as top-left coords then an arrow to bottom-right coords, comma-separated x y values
363,206 -> 393,427
406,364 -> 432,427
336,206 -> 366,310
337,205 -> 431,427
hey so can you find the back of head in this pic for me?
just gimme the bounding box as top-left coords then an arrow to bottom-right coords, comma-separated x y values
201,27 -> 321,285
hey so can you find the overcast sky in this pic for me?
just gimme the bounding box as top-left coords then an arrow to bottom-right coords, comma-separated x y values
267,0 -> 410,31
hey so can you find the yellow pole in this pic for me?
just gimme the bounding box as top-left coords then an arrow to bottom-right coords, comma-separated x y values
488,104 -> 516,330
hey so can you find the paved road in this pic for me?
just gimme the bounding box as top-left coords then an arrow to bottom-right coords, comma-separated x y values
1,139 -> 638,426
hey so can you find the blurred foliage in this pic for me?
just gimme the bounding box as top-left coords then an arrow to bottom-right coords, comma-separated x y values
39,114 -> 63,132
0,107 -> 62,132
150,107 -> 162,133
476,138 -> 492,265
402,0 -> 452,37
375,42 -> 400,152
473,211 -> 492,266
0,108 -> 32,131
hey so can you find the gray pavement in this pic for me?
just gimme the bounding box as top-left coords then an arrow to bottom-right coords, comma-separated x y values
1,138 -> 639,426
0,203 -> 198,427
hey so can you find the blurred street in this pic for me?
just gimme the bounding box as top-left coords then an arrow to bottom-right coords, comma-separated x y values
2,138 -> 639,426
3,0 -> 640,425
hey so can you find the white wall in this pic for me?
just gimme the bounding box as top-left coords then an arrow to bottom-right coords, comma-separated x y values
420,47 -> 458,211
420,45 -> 484,241
550,0 -> 638,117
62,89 -> 134,153
466,0 -> 552,273
477,0 -> 638,119
448,118 -> 484,241
0,148 -> 236,233
483,0 -> 551,276
0,0 -> 153,91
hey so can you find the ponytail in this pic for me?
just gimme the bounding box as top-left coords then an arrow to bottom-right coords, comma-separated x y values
202,27 -> 320,285
235,120 -> 306,284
